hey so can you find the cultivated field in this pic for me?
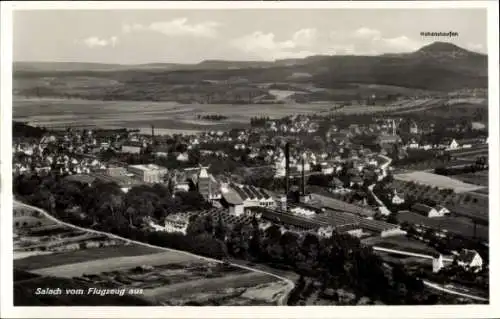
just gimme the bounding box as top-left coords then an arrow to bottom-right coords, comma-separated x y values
31,251 -> 210,278
13,98 -> 332,131
14,244 -> 163,270
14,97 -> 450,132
452,171 -> 489,187
142,271 -> 283,305
13,202 -> 292,306
389,179 -> 489,225
394,171 -> 486,193
396,211 -> 488,241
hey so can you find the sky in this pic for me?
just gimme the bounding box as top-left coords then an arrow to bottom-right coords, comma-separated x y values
13,9 -> 487,64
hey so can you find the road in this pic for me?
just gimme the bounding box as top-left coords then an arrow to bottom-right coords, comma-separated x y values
422,280 -> 488,302
372,246 -> 453,262
378,154 -> 393,172
14,200 -> 296,306
372,246 -> 488,302
368,154 -> 393,215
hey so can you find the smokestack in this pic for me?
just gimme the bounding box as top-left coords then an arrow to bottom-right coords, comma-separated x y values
285,142 -> 290,196
301,154 -> 306,196
151,125 -> 155,145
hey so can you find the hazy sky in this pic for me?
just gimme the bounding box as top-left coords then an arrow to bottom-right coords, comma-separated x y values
14,9 -> 487,64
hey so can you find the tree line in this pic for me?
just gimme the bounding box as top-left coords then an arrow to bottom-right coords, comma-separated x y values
197,114 -> 228,121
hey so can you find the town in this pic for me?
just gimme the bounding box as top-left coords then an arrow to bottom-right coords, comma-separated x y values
13,91 -> 489,305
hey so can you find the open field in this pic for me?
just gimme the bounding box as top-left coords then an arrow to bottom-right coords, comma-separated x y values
394,171 -> 486,193
14,244 -> 163,270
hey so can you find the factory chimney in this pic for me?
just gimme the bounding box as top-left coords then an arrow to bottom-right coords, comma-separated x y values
285,142 -> 290,196
301,154 -> 306,196
151,125 -> 155,143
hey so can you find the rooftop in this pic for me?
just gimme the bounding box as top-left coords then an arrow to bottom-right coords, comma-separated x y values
122,141 -> 143,148
221,188 -> 244,205
412,203 -> 434,213
129,164 -> 166,172
458,249 -> 479,264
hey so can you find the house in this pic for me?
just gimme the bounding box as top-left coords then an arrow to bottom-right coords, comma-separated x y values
411,203 -> 442,218
290,206 -> 316,217
409,121 -> 419,134
121,141 -> 143,154
128,164 -> 167,183
435,205 -> 450,216
456,249 -> 483,271
176,152 -> 189,162
330,177 -> 344,190
391,191 -> 405,205
220,186 -> 244,216
350,175 -> 363,187
378,206 -> 392,216
407,140 -> 419,149
377,134 -> 402,147
445,138 -> 459,150
420,144 -> 433,150
153,146 -> 169,158
320,162 -> 334,175
432,254 -> 444,273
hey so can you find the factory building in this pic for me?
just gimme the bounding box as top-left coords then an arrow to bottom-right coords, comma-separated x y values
128,164 -> 168,183
220,182 -> 276,215
121,141 -> 143,154
187,166 -> 222,202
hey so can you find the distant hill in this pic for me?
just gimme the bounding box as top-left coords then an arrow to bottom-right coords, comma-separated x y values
13,42 -> 488,95
413,41 -> 484,58
14,61 -> 187,72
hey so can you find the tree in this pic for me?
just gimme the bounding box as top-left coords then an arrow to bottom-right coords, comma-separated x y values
280,231 -> 301,266
249,216 -> 262,258
213,213 -> 226,240
387,212 -> 399,224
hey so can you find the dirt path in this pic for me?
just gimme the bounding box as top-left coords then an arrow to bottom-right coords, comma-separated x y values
14,200 -> 295,305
